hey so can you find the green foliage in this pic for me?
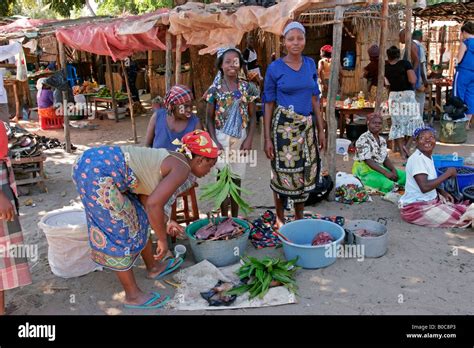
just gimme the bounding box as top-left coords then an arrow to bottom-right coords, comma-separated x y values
200,165 -> 254,216
226,256 -> 300,299
12,0 -> 60,19
0,0 -> 15,17
42,0 -> 85,17
96,0 -> 172,16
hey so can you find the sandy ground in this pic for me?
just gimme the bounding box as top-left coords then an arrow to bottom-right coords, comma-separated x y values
5,109 -> 474,316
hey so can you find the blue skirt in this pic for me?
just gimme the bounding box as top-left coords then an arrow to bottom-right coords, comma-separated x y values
72,146 -> 149,271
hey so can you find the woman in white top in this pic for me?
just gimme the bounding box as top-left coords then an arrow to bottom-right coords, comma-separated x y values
399,127 -> 473,228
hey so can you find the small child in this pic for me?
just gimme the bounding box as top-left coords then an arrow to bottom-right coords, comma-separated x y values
0,121 -> 31,315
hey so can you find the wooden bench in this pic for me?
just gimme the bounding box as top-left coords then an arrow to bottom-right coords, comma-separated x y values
11,155 -> 47,192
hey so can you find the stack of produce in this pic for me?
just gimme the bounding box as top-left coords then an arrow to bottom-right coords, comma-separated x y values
225,257 -> 300,300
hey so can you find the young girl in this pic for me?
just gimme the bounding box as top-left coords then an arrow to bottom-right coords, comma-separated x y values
206,47 -> 258,217
0,121 -> 32,315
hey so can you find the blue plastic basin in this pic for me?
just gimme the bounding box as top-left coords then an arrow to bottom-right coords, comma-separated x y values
432,154 -> 464,170
278,219 -> 345,269
437,166 -> 474,192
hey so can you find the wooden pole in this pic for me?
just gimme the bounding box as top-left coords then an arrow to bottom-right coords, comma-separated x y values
175,34 -> 182,85
148,50 -> 153,94
325,5 -> 344,201
274,34 -> 280,59
405,0 -> 413,65
165,31 -> 172,92
11,81 -> 21,123
375,0 -> 389,113
58,41 -> 71,153
106,55 -> 119,122
121,61 -> 138,144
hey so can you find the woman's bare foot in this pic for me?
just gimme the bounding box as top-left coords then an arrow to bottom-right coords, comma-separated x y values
146,258 -> 180,279
124,291 -> 165,307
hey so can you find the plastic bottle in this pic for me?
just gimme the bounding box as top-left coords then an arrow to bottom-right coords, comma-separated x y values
358,91 -> 365,108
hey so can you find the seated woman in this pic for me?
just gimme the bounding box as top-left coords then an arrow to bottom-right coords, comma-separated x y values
352,113 -> 406,193
399,127 -> 474,228
145,85 -> 201,149
36,78 -> 56,119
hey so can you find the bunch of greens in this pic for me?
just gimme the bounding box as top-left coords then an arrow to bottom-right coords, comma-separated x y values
200,164 -> 253,216
225,256 -> 300,299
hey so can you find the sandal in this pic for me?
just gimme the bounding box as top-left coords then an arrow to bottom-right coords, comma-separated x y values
153,257 -> 184,280
123,292 -> 170,309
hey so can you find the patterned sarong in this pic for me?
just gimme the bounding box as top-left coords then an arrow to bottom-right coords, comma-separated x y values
72,146 -> 149,271
270,106 -> 320,203
0,160 -> 32,291
400,197 -> 474,228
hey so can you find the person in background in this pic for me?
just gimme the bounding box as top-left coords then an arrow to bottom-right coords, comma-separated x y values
399,127 -> 474,228
400,29 -> 425,120
0,121 -> 32,315
454,21 -> 474,130
384,46 -> 424,161
243,35 -> 263,82
72,130 -> 218,309
352,113 -> 405,193
206,47 -> 258,218
363,44 -> 389,103
317,45 -> 332,99
36,78 -> 56,120
0,42 -> 22,123
264,21 -> 325,228
412,30 -> 429,119
145,85 -> 201,149
122,57 -> 140,102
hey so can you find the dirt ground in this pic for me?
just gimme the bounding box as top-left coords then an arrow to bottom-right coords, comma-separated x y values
5,107 -> 474,316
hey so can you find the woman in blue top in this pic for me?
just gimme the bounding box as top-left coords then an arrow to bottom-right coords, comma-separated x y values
145,85 -> 202,150
454,22 -> 474,130
263,21 -> 326,228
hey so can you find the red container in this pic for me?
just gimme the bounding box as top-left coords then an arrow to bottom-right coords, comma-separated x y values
40,115 -> 64,130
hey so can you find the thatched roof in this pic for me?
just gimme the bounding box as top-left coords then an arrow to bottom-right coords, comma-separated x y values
413,0 -> 474,21
298,2 -> 404,26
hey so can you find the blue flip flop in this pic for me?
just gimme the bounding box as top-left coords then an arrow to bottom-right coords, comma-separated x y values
154,257 -> 184,280
124,292 -> 170,309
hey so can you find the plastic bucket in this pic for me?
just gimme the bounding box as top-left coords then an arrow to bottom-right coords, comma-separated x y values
439,120 -> 467,144
437,166 -> 474,192
278,219 -> 345,269
432,154 -> 464,170
336,138 -> 352,155
38,208 -> 101,278
344,219 -> 388,258
185,218 -> 250,267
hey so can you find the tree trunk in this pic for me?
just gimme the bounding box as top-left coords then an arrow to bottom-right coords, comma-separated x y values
189,45 -> 216,101
189,45 -> 216,126
325,5 -> 344,201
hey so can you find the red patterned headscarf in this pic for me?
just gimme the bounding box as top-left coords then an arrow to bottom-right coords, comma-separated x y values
179,130 -> 219,159
164,84 -> 193,111
321,45 -> 333,53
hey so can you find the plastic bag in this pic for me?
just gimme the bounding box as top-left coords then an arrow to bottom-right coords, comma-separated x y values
15,47 -> 28,82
